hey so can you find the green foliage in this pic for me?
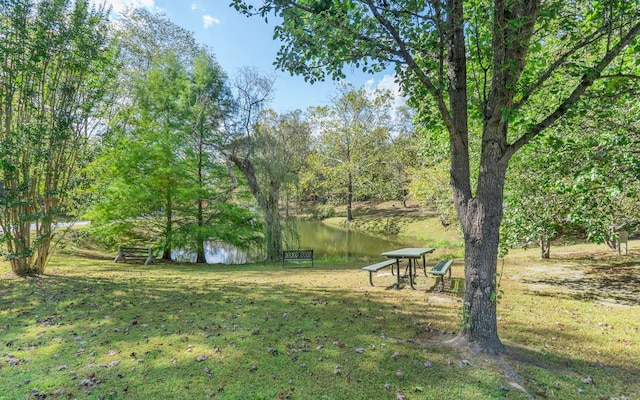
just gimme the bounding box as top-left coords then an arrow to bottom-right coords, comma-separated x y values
348,217 -> 400,236
408,160 -> 459,229
87,15 -> 260,261
459,301 -> 472,330
308,204 -> 336,220
0,0 -> 116,275
305,84 -> 394,219
224,89 -> 313,262
502,88 -> 640,256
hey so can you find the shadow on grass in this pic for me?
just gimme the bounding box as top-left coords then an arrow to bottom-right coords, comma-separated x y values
0,265 -> 468,399
523,262 -> 640,306
2,257 -> 639,399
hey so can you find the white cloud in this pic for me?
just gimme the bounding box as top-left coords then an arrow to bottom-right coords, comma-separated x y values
202,14 -> 220,29
365,74 -> 407,111
191,3 -> 199,11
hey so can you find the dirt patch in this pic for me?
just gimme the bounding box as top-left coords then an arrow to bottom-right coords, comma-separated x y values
517,254 -> 640,306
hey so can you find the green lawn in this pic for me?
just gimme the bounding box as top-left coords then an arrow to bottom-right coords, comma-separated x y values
1,244 -> 639,399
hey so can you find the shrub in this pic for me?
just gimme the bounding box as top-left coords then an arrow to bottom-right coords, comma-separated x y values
308,204 -> 336,220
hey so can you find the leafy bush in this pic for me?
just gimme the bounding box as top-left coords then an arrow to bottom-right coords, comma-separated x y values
308,204 -> 336,220
348,218 -> 400,236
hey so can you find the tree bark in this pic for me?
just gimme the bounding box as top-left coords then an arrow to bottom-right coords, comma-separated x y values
162,193 -> 172,261
455,158 -> 507,354
196,198 -> 206,263
228,153 -> 283,262
196,144 -> 207,264
540,236 -> 550,259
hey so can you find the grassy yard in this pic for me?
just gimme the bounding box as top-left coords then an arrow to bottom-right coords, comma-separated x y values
1,242 -> 639,399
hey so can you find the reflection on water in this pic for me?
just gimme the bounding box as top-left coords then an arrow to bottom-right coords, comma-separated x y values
172,241 -> 265,264
293,220 -> 406,259
173,219 -> 409,264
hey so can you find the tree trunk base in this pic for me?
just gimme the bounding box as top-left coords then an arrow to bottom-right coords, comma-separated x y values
445,332 -> 505,355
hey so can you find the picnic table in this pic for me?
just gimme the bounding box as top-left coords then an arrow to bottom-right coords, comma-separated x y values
381,247 -> 435,290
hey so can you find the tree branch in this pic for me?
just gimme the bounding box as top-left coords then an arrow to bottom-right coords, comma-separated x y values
513,23 -> 614,111
505,21 -> 640,161
363,0 -> 452,131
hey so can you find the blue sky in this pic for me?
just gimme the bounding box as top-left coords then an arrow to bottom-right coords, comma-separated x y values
99,0 -> 402,113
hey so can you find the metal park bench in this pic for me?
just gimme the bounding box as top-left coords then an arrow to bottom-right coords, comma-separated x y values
427,260 -> 453,291
282,249 -> 314,267
362,259 -> 397,286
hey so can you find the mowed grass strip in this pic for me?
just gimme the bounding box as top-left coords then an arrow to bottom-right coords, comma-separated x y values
1,246 -> 639,400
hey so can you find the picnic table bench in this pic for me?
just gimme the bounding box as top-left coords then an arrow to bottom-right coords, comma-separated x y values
427,260 -> 453,291
362,259 -> 397,286
114,246 -> 155,265
282,249 -> 314,267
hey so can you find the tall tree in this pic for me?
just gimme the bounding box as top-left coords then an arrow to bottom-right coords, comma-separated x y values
232,0 -> 640,353
89,10 -> 261,262
0,0 -> 115,276
89,50 -> 260,261
308,84 -> 393,221
223,70 -> 312,262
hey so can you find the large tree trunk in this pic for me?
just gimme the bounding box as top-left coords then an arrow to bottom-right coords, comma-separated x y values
456,162 -> 507,354
446,0 -> 506,352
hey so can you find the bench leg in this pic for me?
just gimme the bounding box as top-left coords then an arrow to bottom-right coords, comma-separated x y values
368,271 -> 375,286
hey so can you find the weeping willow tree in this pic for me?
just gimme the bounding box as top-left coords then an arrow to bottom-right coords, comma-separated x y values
0,0 -> 115,276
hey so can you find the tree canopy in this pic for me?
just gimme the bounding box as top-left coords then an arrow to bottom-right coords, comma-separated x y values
308,84 -> 394,221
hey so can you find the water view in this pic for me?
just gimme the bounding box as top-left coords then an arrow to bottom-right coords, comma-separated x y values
173,220 -> 411,264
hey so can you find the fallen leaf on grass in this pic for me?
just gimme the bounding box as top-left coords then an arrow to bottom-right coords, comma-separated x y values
508,381 -> 527,393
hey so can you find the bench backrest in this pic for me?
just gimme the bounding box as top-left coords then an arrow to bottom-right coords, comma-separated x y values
119,246 -> 152,255
283,249 -> 313,259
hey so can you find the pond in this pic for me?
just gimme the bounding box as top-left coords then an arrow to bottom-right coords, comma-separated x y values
173,219 -> 413,264
292,220 -> 409,259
